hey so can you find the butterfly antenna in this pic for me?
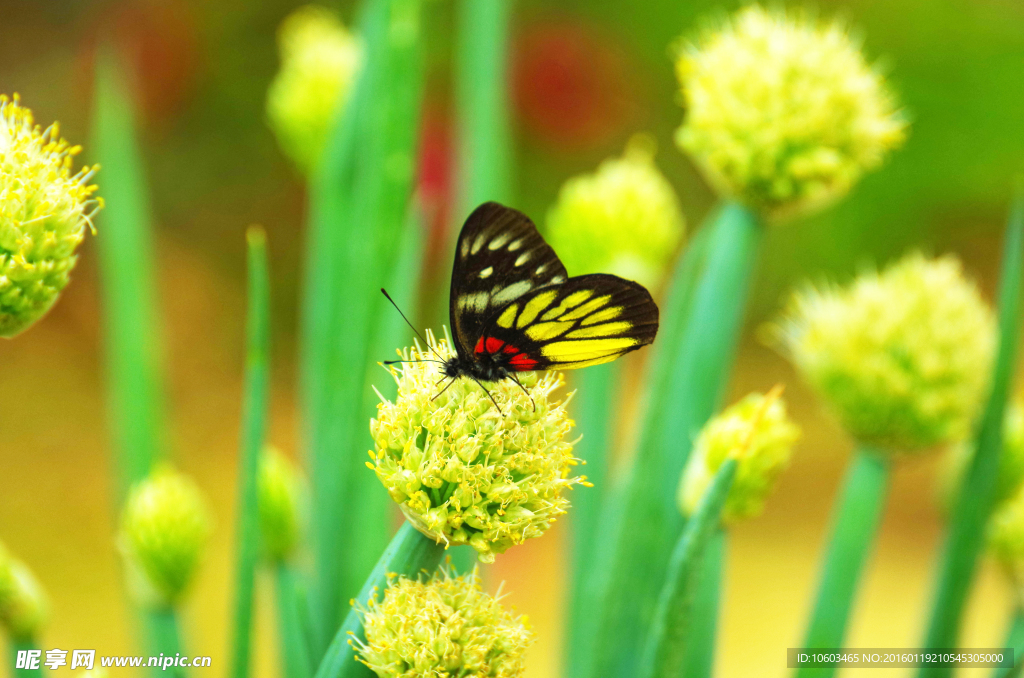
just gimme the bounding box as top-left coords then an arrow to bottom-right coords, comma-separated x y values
469,376 -> 504,415
508,372 -> 536,411
381,288 -> 446,363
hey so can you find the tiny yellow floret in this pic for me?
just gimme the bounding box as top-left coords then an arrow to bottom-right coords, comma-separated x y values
678,388 -> 800,523
353,568 -> 534,678
370,331 -> 582,563
1,94 -> 101,337
772,253 -> 995,452
546,136 -> 685,289
266,5 -> 363,174
674,6 -> 906,217
119,468 -> 212,608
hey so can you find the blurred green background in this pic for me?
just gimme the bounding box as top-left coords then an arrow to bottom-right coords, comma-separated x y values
1,0 -> 1023,675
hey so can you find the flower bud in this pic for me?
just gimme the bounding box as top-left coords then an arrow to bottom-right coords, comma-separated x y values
258,446 -> 306,562
369,331 -> 583,563
678,388 -> 800,523
119,468 -> 212,607
546,136 -> 685,289
0,544 -> 48,641
772,253 -> 995,452
1,94 -> 101,337
266,5 -> 362,174
353,567 -> 533,677
674,6 -> 906,217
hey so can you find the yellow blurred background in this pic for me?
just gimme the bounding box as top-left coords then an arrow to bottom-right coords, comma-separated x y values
2,0 -> 1023,676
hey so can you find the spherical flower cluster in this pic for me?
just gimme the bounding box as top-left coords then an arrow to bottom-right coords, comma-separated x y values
369,332 -> 582,563
119,469 -> 212,607
0,543 -> 48,641
1,94 -> 101,337
678,388 -> 800,523
258,446 -> 306,562
546,137 -> 685,289
354,568 -> 534,677
266,5 -> 362,174
674,6 -> 906,217
940,400 -> 1024,511
773,253 -> 995,452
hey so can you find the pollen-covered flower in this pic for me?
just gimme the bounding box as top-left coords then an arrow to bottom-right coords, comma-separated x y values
369,332 -> 582,563
266,5 -> 362,173
678,388 -> 800,523
119,468 -> 212,607
258,446 -> 306,562
0,544 -> 48,641
772,253 -> 995,452
674,6 -> 906,217
353,568 -> 534,677
546,136 -> 685,289
1,94 -> 101,337
939,400 -> 1024,512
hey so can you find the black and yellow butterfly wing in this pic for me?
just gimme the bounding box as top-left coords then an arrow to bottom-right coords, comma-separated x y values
449,202 -> 659,371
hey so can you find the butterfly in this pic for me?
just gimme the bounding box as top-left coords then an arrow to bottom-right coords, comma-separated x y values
385,201 -> 660,409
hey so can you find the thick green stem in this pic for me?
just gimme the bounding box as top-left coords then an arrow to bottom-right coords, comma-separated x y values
11,637 -> 42,678
145,608 -> 185,678
637,459 -> 738,678
229,231 -> 271,678
91,50 -> 165,504
681,528 -> 727,678
275,563 -> 314,678
313,523 -> 447,678
798,447 -> 891,678
583,202 -> 762,678
920,190 -> 1024,674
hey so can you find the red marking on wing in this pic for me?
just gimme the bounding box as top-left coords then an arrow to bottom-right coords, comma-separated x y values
475,336 -> 506,354
509,353 -> 538,370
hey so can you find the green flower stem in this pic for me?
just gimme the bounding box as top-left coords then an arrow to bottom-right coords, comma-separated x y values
920,189 -> 1024,672
798,447 -> 890,678
146,608 -> 184,678
566,210 -> 716,676
682,527 -> 727,678
11,638 -> 41,678
305,0 -> 425,653
583,202 -> 761,678
456,0 -> 512,211
229,230 -> 272,678
313,523 -> 446,678
91,49 -> 165,503
637,458 -> 738,678
275,563 -> 314,678
993,606 -> 1024,678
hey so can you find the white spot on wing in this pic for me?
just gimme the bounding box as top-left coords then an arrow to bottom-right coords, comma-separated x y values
488,232 -> 512,250
471,232 -> 488,255
550,275 -> 566,284
458,291 -> 490,313
479,266 -> 494,279
515,251 -> 532,266
535,263 -> 548,276
508,238 -> 524,252
492,281 -> 532,305
460,238 -> 470,259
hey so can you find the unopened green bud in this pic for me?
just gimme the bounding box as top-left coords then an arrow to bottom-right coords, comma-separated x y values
0,544 -> 48,641
353,567 -> 533,677
258,446 -> 306,562
119,469 -> 212,607
678,388 -> 800,523
1,94 -> 101,337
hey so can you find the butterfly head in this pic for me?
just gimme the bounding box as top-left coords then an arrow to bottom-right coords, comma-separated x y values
441,351 -> 511,383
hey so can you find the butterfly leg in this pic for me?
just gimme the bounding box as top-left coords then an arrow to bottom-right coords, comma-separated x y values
431,376 -> 458,402
508,372 -> 536,411
468,376 -> 504,416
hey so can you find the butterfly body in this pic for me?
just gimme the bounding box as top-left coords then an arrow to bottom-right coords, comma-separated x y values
441,202 -> 660,386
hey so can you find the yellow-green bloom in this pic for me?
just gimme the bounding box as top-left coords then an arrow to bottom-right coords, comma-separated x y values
772,253 -> 995,452
939,400 -> 1024,512
369,332 -> 582,563
546,136 -> 685,289
353,568 -> 534,677
0,544 -> 48,641
258,446 -> 306,562
1,94 -> 101,337
266,5 -> 362,174
119,468 -> 212,607
674,6 -> 906,217
678,388 -> 800,523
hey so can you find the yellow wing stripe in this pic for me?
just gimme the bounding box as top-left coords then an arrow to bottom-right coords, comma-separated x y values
565,321 -> 632,339
496,303 -> 518,329
553,353 -> 624,370
581,305 -> 622,325
560,295 -> 612,321
517,290 -> 558,328
541,336 -> 639,361
526,320 -> 574,341
541,290 -> 593,321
